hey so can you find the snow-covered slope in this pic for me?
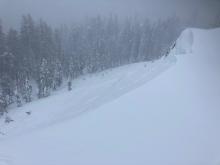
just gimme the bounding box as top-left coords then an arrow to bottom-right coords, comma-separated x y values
0,56 -> 174,138
0,28 -> 220,165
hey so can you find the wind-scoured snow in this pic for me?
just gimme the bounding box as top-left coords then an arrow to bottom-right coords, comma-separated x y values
0,28 -> 220,165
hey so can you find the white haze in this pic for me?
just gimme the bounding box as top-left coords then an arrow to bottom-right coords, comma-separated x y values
0,0 -> 219,29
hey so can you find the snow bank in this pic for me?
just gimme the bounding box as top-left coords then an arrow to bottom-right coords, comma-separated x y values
171,28 -> 194,55
0,28 -> 220,165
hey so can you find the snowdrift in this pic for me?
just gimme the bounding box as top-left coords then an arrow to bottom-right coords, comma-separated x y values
0,28 -> 220,165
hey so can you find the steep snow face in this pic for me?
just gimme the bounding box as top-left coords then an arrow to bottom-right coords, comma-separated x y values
0,28 -> 220,165
171,29 -> 194,55
171,28 -> 220,109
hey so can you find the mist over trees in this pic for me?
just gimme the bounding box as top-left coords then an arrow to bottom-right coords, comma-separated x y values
0,15 -> 182,115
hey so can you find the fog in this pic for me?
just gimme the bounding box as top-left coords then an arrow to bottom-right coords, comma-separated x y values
0,0 -> 220,28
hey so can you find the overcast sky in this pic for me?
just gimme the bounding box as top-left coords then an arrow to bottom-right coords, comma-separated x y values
0,0 -> 219,28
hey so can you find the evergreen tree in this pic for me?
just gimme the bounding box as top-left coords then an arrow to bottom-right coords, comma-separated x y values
68,81 -> 72,91
0,95 -> 7,116
15,94 -> 22,107
38,58 -> 51,98
0,21 -> 5,55
22,78 -> 32,102
0,52 -> 16,108
52,59 -> 63,90
0,15 -> 183,113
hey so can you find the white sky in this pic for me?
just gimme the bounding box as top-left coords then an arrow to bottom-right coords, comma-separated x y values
0,0 -> 219,28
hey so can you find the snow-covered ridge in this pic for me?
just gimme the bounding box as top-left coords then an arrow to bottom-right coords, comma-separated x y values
170,28 -> 194,55
171,28 -> 220,58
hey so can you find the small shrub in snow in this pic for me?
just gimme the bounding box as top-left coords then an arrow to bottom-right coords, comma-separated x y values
5,116 -> 14,123
26,111 -> 31,115
16,94 -> 22,107
68,81 -> 72,91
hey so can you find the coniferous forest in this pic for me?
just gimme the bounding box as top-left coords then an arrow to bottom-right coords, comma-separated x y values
0,15 -> 182,115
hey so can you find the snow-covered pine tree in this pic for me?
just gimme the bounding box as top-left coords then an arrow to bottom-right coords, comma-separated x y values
0,52 -> 16,108
22,78 -> 32,102
0,15 -> 183,114
15,94 -> 22,107
0,95 -> 7,116
14,87 -> 22,107
38,58 -> 51,98
52,59 -> 63,90
68,81 -> 72,91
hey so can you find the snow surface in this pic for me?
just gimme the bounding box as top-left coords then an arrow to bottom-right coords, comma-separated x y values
0,28 -> 220,165
0,56 -> 174,138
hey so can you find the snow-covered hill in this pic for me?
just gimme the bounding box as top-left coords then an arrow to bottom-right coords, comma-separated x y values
0,28 -> 220,165
0,56 -> 175,138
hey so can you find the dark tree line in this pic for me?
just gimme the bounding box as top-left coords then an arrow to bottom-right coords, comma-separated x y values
0,15 -> 182,115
